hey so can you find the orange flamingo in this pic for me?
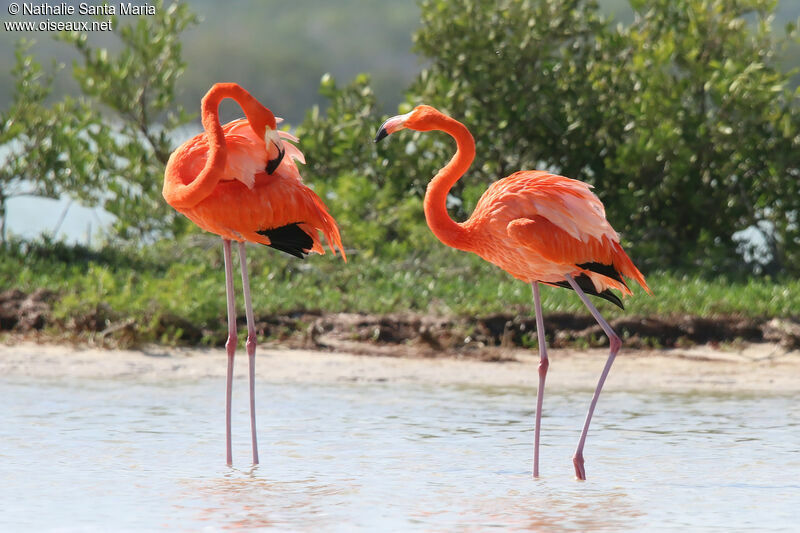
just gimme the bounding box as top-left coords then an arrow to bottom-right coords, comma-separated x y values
163,83 -> 345,465
375,105 -> 650,480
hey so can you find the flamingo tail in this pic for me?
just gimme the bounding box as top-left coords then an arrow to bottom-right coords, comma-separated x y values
307,188 -> 347,262
610,242 -> 651,295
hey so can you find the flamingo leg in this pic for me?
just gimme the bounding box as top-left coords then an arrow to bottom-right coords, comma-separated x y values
237,241 -> 260,465
565,274 -> 622,481
222,239 -> 237,466
531,282 -> 549,478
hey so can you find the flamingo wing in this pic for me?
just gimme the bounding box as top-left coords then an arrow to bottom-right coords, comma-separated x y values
169,116 -> 343,261
477,171 -> 619,243
473,171 -> 649,303
505,216 -> 630,308
183,170 -> 345,261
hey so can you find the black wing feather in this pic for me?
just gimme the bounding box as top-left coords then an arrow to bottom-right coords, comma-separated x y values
550,273 -> 625,309
257,223 -> 313,259
577,261 -> 629,291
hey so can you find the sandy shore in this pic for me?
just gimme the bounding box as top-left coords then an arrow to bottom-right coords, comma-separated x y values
1,340 -> 798,393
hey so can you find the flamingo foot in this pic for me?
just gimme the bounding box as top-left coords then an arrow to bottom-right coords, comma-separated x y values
573,453 -> 586,480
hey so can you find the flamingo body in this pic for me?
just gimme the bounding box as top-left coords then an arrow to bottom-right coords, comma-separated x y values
461,170 -> 648,304
165,117 -> 343,258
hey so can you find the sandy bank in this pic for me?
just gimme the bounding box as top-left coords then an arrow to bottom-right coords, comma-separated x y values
1,341 -> 798,393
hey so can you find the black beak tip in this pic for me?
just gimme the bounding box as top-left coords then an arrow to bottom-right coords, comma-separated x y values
266,143 -> 285,174
374,127 -> 389,143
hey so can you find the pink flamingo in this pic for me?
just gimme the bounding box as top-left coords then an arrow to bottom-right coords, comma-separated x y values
376,105 -> 650,479
163,83 -> 345,465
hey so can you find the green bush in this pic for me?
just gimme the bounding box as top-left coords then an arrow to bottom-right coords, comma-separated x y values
0,41 -> 101,245
604,0 -> 800,274
4,0 -> 799,311
408,0 -> 800,274
1,1 -> 198,245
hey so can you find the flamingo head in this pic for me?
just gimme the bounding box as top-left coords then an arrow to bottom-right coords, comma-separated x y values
247,104 -> 284,174
264,127 -> 286,174
374,105 -> 444,142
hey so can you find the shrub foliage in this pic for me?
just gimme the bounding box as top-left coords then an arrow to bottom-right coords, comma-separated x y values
2,0 -> 799,277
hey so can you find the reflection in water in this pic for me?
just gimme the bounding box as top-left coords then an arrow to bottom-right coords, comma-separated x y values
187,466 -> 363,530
1,376 -> 798,530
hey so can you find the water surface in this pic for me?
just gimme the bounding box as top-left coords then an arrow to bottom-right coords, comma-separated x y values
2,371 -> 798,531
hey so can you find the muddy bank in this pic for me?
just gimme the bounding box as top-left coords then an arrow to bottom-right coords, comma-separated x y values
302,312 -> 800,358
2,288 -> 799,356
2,341 -> 799,393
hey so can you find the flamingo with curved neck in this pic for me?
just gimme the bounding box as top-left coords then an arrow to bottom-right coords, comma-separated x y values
163,83 -> 345,466
376,104 -> 650,480
163,83 -> 284,210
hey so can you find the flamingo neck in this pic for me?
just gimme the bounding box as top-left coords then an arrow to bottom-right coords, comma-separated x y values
163,83 -> 268,209
422,114 -> 473,250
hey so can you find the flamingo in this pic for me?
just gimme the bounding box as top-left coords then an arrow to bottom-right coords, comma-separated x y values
163,83 -> 345,465
375,105 -> 650,480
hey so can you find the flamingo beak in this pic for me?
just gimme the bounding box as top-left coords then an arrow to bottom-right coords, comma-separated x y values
374,111 -> 413,143
265,129 -> 285,174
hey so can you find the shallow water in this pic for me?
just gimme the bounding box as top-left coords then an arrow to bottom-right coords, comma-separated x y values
2,370 -> 798,531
